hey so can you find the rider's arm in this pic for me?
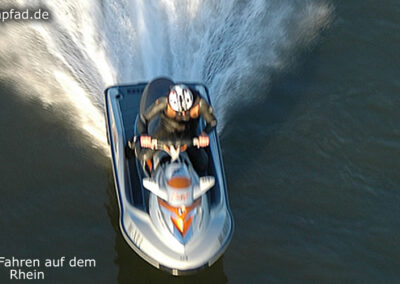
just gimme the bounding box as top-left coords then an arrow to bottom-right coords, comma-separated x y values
198,98 -> 217,134
137,97 -> 168,135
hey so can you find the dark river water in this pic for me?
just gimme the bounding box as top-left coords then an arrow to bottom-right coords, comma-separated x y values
1,0 -> 400,283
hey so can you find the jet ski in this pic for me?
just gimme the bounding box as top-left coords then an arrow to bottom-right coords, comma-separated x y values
104,78 -> 234,275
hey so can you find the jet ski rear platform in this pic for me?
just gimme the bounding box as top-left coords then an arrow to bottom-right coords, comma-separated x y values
104,78 -> 233,274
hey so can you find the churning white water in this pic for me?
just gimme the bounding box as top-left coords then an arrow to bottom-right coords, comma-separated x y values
0,0 -> 332,153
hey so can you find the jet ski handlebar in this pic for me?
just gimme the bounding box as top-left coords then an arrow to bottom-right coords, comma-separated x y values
142,137 -> 202,150
137,136 -> 205,161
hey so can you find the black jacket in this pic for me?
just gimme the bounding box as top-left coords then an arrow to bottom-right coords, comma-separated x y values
137,91 -> 217,137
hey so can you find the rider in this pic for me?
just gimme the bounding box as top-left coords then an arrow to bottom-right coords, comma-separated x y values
130,84 -> 217,174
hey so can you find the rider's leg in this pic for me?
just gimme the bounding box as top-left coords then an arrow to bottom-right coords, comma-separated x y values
187,147 -> 208,175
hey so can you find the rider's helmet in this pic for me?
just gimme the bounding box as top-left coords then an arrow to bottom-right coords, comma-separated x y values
168,84 -> 194,113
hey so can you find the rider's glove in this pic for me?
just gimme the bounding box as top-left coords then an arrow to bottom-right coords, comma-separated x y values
140,135 -> 153,149
197,133 -> 209,148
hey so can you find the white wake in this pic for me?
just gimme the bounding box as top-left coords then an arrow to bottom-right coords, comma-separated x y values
0,0 -> 333,154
